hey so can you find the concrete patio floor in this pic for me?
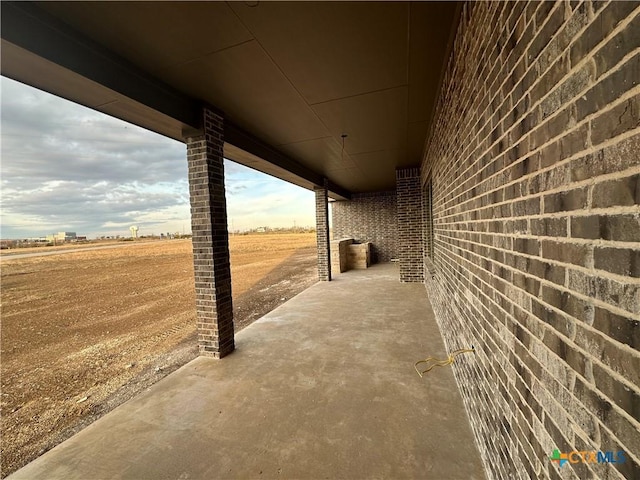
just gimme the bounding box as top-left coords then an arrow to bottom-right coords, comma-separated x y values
9,263 -> 486,480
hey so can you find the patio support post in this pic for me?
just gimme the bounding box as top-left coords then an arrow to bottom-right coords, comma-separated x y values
185,106 -> 234,358
314,179 -> 331,281
396,167 -> 424,283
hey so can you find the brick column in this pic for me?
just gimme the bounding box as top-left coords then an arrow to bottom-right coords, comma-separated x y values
397,168 -> 424,283
314,180 -> 331,281
185,107 -> 234,358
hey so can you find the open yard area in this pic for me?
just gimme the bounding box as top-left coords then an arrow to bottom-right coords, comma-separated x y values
0,233 -> 317,476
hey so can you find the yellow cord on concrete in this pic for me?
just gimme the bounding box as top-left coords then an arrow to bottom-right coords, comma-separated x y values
414,346 -> 475,377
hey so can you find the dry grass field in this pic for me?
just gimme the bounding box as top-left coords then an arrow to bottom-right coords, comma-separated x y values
0,233 -> 317,476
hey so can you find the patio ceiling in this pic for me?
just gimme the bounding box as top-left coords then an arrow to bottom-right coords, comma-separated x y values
1,1 -> 459,198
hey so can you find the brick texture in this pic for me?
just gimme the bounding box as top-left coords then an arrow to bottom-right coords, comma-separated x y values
186,107 -> 234,359
397,168 -> 424,282
332,191 -> 397,263
423,181 -> 435,267
421,2 -> 640,479
315,182 -> 331,281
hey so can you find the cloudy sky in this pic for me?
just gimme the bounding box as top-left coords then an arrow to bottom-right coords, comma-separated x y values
0,77 -> 316,239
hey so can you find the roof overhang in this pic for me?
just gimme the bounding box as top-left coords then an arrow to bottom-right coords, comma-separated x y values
1,1 -> 460,199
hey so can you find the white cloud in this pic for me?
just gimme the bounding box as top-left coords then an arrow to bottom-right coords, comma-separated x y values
0,77 -> 315,238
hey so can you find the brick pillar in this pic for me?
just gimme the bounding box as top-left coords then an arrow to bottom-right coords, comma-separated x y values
397,167 -> 424,283
314,180 -> 331,281
185,107 -> 234,358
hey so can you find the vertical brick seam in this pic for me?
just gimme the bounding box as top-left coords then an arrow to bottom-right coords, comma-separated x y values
397,168 -> 424,282
422,2 -> 640,480
186,107 -> 234,359
315,182 -> 331,281
332,191 -> 398,262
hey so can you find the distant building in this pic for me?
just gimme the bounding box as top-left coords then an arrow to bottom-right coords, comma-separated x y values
25,237 -> 48,243
46,232 -> 77,243
59,231 -> 76,241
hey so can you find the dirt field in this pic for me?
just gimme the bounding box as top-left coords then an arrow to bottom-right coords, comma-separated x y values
0,233 -> 317,477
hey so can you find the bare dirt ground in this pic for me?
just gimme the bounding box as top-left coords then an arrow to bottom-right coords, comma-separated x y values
0,233 -> 317,477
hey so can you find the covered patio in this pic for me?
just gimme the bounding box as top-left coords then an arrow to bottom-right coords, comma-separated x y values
8,264 -> 485,480
4,2 -> 640,478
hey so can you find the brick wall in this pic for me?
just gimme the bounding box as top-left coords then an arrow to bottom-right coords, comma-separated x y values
332,191 -> 397,263
315,183 -> 331,281
186,107 -> 234,359
397,168 -> 424,282
421,2 -> 640,479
